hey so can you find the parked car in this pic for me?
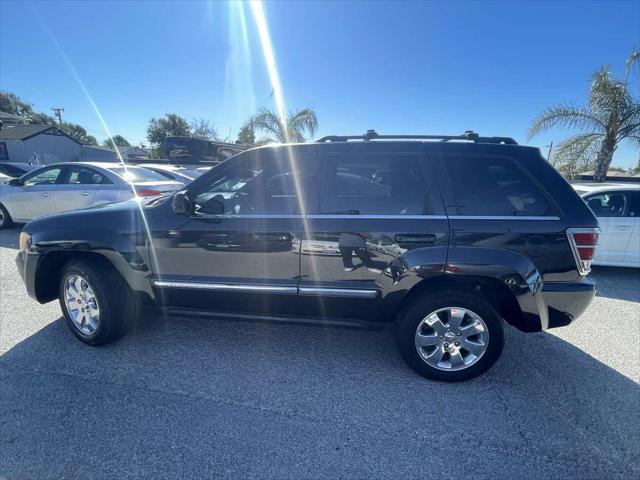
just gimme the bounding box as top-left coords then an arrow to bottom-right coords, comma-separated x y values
0,162 -> 38,178
573,183 -> 639,267
16,131 -> 599,382
138,163 -> 203,185
0,162 -> 182,228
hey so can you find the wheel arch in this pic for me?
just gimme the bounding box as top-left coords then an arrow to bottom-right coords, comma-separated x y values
396,273 -> 527,331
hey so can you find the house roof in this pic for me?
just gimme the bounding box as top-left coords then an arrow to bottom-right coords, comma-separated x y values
0,111 -> 30,124
0,125 -> 54,140
0,124 -> 81,145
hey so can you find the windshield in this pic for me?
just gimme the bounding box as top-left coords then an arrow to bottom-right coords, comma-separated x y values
107,166 -> 171,183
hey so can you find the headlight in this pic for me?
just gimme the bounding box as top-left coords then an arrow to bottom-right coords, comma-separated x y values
19,232 -> 31,252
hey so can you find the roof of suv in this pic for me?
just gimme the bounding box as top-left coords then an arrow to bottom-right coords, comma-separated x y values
315,129 -> 517,145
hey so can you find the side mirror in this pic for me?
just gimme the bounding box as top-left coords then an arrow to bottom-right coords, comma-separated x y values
171,190 -> 192,215
8,178 -> 23,187
199,194 -> 225,215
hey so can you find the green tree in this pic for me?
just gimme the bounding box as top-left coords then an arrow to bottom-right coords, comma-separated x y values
0,91 -> 55,124
253,107 -> 318,143
529,48 -> 640,181
190,118 -> 218,139
102,135 -> 131,147
0,91 -> 33,117
236,117 -> 256,146
147,113 -> 190,149
59,122 -> 98,145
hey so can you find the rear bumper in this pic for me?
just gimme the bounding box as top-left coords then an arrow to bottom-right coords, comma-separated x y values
512,277 -> 595,332
542,278 -> 596,329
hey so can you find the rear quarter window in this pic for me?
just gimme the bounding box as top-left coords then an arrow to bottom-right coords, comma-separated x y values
442,155 -> 556,217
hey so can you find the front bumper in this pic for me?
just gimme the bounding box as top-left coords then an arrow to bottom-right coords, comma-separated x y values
15,250 -> 40,301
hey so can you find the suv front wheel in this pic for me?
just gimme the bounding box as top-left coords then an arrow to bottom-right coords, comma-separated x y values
59,259 -> 139,345
397,290 -> 504,382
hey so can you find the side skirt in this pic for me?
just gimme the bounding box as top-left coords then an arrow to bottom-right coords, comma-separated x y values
145,306 -> 388,331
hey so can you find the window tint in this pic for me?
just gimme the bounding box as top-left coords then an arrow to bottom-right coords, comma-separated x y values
585,191 -> 633,217
194,150 -> 319,215
65,166 -> 112,185
23,167 -> 63,186
320,155 -> 426,215
443,156 -> 554,216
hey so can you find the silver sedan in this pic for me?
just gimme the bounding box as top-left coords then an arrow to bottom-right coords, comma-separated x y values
0,162 -> 182,228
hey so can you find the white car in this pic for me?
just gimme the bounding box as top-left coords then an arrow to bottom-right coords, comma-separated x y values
0,162 -> 182,228
574,183 -> 640,267
137,163 -> 203,185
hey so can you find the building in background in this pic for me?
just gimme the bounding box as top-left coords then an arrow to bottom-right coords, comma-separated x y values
80,145 -> 151,163
0,124 -> 81,164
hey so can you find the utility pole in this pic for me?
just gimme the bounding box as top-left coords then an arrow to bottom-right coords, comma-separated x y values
51,107 -> 64,125
545,142 -> 553,162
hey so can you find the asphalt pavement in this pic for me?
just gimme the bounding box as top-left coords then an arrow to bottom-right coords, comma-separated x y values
1,227 -> 638,479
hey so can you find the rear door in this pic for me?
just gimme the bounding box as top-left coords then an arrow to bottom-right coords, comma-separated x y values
299,144 -> 448,323
584,190 -> 635,265
9,166 -> 62,220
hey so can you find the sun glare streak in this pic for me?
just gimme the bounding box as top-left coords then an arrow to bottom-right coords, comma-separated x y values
247,1 -> 327,320
249,0 -> 288,140
35,10 -> 166,303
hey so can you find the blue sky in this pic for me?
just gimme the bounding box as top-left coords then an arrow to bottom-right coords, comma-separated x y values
1,0 -> 638,167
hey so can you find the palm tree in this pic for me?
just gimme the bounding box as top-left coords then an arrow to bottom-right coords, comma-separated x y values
253,107 -> 318,143
529,48 -> 640,182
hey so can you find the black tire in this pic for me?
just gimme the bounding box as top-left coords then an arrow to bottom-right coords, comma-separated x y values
0,203 -> 13,229
397,290 -> 504,382
58,258 -> 139,346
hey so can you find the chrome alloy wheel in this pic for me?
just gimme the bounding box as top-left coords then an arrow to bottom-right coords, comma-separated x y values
0,208 -> 5,226
414,307 -> 489,371
64,274 -> 100,335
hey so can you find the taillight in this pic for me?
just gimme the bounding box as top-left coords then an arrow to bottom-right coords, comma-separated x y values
566,228 -> 599,275
135,189 -> 162,197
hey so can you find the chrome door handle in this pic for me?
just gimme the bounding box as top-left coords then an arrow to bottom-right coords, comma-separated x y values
81,191 -> 90,196
614,225 -> 631,231
394,234 -> 437,244
42,193 -> 49,197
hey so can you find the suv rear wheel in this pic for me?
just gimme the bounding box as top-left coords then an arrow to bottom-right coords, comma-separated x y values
59,259 -> 139,345
397,290 -> 504,382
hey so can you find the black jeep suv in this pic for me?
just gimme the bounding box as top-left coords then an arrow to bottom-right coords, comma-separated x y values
16,131 -> 599,381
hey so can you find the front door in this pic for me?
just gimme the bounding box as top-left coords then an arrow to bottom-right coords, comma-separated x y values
299,146 -> 449,323
149,146 -> 320,316
9,166 -> 62,221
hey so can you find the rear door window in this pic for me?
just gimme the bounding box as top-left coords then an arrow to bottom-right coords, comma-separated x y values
63,165 -> 112,185
319,154 -> 427,215
442,155 -> 555,216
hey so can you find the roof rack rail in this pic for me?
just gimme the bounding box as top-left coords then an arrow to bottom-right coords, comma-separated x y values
315,129 -> 518,145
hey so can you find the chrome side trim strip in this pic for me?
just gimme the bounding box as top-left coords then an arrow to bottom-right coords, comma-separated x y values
153,281 -> 379,299
299,287 -> 379,299
152,280 -> 297,294
195,214 -> 448,220
448,215 -> 561,221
